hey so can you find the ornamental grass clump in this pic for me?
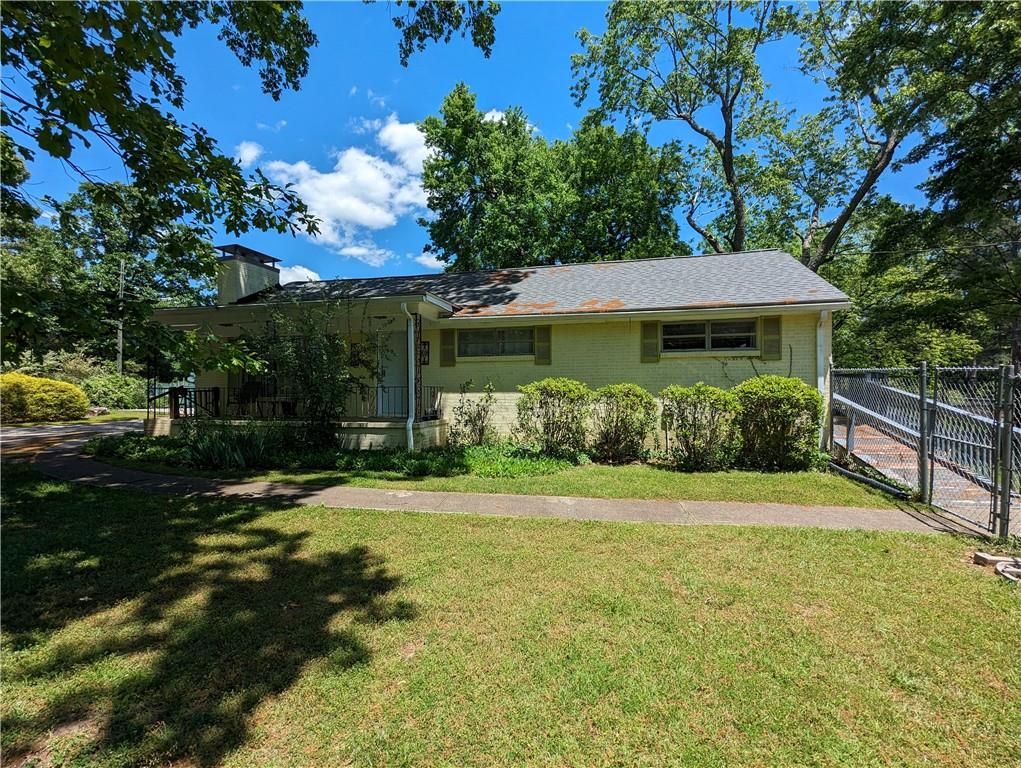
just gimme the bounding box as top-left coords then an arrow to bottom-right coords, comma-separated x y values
660,383 -> 741,471
732,375 -> 823,471
591,383 -> 658,463
515,377 -> 593,457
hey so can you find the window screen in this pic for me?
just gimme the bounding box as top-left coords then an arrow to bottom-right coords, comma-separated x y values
457,327 -> 535,357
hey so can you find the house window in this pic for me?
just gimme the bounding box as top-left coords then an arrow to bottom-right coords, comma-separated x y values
457,327 -> 535,357
662,319 -> 758,352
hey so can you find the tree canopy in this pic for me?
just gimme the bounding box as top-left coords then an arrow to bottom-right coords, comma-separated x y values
419,84 -> 689,272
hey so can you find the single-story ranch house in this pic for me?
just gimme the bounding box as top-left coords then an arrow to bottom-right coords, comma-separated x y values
150,245 -> 850,448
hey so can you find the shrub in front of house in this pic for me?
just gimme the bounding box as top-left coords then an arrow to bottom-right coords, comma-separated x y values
448,379 -> 497,447
84,433 -> 190,466
81,372 -> 148,409
515,377 -> 593,457
178,419 -> 305,470
732,375 -> 823,471
0,373 -> 90,423
590,383 -> 658,463
660,383 -> 741,471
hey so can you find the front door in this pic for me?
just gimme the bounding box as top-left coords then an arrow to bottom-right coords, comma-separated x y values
376,330 -> 408,418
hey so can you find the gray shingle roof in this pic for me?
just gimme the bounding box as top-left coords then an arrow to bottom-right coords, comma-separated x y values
245,249 -> 849,317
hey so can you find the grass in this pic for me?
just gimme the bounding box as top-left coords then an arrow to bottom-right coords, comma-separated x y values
2,462 -> 1018,767
99,455 -> 897,507
86,435 -> 898,508
5,408 -> 145,427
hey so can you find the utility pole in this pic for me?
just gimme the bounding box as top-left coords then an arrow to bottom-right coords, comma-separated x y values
116,256 -> 124,374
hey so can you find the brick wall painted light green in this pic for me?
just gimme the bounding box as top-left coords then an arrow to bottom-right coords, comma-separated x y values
422,312 -> 825,432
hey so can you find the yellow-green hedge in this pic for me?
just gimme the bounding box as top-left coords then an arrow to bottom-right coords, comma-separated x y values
0,373 -> 90,423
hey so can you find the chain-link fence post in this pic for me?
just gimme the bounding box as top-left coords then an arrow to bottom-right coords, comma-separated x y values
918,361 -> 930,502
998,365 -> 1016,538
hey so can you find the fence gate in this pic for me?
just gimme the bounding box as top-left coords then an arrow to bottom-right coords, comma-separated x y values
831,364 -> 1018,537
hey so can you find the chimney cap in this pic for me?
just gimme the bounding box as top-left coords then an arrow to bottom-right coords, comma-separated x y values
214,243 -> 281,265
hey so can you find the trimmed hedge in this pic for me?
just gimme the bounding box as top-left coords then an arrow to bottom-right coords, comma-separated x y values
660,383 -> 742,471
591,383 -> 657,463
515,377 -> 593,457
0,373 -> 90,423
732,375 -> 823,471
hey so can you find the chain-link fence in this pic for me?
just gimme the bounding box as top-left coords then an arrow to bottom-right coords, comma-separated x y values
831,364 -> 1018,537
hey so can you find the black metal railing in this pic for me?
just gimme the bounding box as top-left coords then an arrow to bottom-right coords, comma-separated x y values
149,384 -> 444,422
147,386 -> 220,419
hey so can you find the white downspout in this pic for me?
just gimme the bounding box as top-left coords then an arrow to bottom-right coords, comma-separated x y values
817,309 -> 831,448
400,303 -> 415,451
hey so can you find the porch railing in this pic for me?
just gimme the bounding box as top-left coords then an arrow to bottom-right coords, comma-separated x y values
149,385 -> 443,421
147,386 -> 220,420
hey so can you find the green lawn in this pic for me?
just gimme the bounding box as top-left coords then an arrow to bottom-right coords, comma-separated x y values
98,456 -> 899,508
5,409 -> 145,427
2,463 -> 1018,767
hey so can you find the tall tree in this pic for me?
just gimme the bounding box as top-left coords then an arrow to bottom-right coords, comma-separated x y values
419,84 -> 571,272
572,1 -> 798,256
419,84 -> 688,271
572,1 -> 1019,272
551,117 -> 690,263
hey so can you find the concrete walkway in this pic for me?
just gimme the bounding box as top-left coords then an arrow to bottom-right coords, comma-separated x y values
26,436 -> 963,534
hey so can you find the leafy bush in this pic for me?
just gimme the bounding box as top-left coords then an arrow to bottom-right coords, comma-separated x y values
81,372 -> 147,408
732,375 -> 823,471
660,383 -> 741,471
448,379 -> 497,447
179,419 -> 302,470
515,377 -> 593,457
0,373 -> 89,422
84,433 -> 190,465
590,383 -> 658,463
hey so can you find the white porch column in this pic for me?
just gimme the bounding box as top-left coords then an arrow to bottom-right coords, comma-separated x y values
817,309 -> 831,448
401,303 -> 416,450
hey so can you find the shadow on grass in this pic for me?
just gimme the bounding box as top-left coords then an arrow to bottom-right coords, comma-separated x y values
1,463 -> 416,766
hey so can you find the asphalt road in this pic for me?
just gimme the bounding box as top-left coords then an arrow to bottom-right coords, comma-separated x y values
1,419 -> 143,458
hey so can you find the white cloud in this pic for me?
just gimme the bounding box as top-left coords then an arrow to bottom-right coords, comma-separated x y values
377,114 -> 430,172
348,85 -> 358,97
263,115 -> 428,267
350,116 -> 382,135
234,140 -> 264,169
367,88 -> 387,109
256,119 -> 287,133
278,264 -> 321,284
414,253 -> 445,271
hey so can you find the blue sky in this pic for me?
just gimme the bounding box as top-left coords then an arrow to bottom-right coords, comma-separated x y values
22,1 -> 928,284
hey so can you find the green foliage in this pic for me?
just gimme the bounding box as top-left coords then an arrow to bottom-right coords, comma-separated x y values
383,0 -> 501,66
249,295 -> 384,447
84,433 -> 190,466
5,348 -> 147,409
660,383 -> 741,471
448,380 -> 497,447
732,376 -> 822,471
335,442 -> 573,479
590,383 -> 657,463
80,373 -> 147,409
178,420 -> 298,471
1,2 -> 318,253
0,372 -> 89,423
419,83 -> 688,272
515,377 -> 593,457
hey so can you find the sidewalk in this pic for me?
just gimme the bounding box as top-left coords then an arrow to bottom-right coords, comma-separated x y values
27,437 -> 962,534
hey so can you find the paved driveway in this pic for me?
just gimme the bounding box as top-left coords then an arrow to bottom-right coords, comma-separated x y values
2,419 -> 142,458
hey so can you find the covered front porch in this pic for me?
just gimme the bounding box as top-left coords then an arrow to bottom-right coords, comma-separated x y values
150,292 -> 453,449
